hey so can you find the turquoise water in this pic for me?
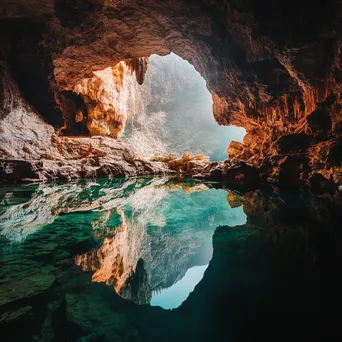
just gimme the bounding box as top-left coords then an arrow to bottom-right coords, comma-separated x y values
0,178 -> 341,341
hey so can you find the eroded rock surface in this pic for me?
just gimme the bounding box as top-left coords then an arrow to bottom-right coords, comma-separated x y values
0,136 -> 171,183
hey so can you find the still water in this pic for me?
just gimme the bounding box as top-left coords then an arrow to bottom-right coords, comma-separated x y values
0,178 -> 341,341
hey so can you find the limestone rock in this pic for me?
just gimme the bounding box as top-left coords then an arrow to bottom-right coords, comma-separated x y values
278,155 -> 310,187
307,108 -> 332,139
276,133 -> 312,154
223,161 -> 259,187
327,138 -> 342,166
227,141 -> 244,159
0,136 -> 171,184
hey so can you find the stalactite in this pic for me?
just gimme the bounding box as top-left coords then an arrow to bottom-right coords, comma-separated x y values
125,57 -> 149,85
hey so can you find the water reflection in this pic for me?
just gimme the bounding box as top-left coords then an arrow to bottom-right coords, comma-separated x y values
1,179 -> 341,341
0,178 -> 246,309
151,265 -> 208,309
74,179 -> 246,308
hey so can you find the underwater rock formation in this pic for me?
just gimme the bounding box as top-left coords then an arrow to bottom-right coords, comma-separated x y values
0,0 -> 342,187
1,178 -> 242,311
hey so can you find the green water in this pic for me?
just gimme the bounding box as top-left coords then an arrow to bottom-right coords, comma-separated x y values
0,178 -> 341,341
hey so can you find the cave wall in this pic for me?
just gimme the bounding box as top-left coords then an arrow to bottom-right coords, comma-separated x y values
0,0 -> 342,186
73,59 -> 148,137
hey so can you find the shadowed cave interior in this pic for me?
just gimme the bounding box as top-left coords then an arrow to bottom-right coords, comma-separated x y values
0,1 -> 342,341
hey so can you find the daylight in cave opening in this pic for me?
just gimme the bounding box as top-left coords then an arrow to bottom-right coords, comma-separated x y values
120,53 -> 246,161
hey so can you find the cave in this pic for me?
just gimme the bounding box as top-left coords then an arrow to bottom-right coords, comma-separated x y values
1,0 -> 341,187
0,1 -> 342,341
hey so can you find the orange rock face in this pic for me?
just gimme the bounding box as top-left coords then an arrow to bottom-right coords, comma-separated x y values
71,59 -> 149,138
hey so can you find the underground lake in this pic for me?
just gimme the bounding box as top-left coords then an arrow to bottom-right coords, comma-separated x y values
1,1 -> 342,340
1,178 -> 341,341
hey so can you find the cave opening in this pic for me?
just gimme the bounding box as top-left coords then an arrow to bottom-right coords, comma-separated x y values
66,53 -> 246,161
122,53 -> 246,161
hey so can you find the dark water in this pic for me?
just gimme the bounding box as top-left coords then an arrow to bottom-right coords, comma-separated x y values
0,178 -> 341,341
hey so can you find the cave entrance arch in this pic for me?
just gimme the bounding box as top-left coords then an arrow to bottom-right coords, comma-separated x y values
122,53 -> 246,161
65,53 -> 246,161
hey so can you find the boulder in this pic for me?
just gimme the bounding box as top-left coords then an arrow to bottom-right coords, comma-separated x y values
208,164 -> 224,181
0,272 -> 55,306
227,141 -> 244,159
278,155 -> 309,187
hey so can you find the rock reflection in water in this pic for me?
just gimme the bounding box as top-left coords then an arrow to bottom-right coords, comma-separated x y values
1,179 -> 342,341
0,178 -> 167,242
75,179 -> 246,308
0,178 -> 246,309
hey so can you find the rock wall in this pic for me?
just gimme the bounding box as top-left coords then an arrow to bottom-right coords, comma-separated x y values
0,59 -> 171,183
73,60 -> 149,138
0,0 -> 341,188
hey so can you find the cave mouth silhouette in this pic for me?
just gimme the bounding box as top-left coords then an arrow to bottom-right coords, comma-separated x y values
56,52 -> 246,160
55,53 -> 246,161
121,53 -> 246,161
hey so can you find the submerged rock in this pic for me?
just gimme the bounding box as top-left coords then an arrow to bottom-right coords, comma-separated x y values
0,305 -> 33,324
0,272 -> 55,306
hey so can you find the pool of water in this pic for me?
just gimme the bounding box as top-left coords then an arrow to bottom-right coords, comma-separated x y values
0,178 -> 341,341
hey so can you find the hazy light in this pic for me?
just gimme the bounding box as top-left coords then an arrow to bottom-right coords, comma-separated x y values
123,53 -> 246,161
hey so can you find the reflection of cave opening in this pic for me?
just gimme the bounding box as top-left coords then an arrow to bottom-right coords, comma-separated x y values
74,179 -> 247,310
